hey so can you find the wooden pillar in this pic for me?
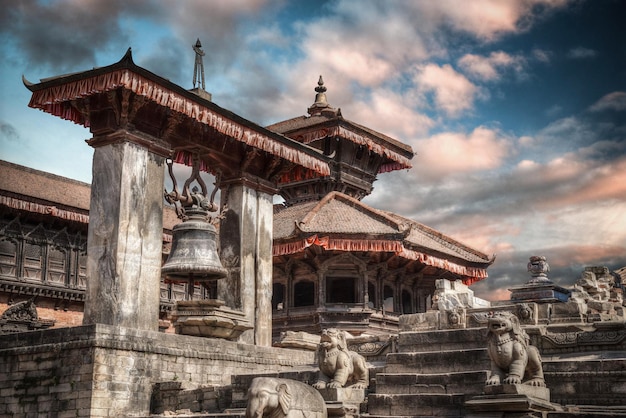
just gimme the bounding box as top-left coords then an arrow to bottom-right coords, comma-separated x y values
83,133 -> 165,331
218,176 -> 275,346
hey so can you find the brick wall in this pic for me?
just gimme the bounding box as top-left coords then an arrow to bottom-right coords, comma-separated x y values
0,324 -> 316,417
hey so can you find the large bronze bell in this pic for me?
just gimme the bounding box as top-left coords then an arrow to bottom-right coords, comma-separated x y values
162,206 -> 228,281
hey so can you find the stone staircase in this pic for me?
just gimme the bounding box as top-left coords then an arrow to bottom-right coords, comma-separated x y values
366,328 -> 490,418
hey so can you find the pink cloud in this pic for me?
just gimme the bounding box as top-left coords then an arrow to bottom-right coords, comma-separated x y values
349,90 -> 434,139
589,91 -> 626,112
458,51 -> 526,81
418,0 -> 570,41
414,64 -> 477,117
412,126 -> 510,178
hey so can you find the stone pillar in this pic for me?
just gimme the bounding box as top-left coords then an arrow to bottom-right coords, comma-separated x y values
83,136 -> 165,331
218,177 -> 274,346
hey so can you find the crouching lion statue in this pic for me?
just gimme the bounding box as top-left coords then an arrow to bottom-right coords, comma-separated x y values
246,377 -> 327,418
313,328 -> 369,389
485,312 -> 545,387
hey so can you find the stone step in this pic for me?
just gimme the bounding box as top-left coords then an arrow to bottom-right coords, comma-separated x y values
134,412 -> 245,418
385,349 -> 490,374
375,371 -> 489,395
367,393 -> 468,417
398,328 -> 487,353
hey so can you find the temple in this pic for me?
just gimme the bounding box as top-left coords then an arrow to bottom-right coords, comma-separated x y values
270,78 -> 492,337
1,46 -> 625,418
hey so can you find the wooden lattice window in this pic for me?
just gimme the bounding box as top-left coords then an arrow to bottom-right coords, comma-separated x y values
23,243 -> 43,281
47,247 -> 67,285
0,239 -> 17,277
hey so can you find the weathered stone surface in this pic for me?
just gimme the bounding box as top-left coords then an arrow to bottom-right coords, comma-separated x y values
483,384 -> 550,401
172,299 -> 252,339
84,140 -> 164,331
313,328 -> 369,390
0,324 -> 316,418
485,312 -> 546,388
465,393 -> 561,414
385,349 -> 489,374
246,377 -> 327,418
317,387 -> 365,403
218,181 -> 274,346
275,330 -> 321,350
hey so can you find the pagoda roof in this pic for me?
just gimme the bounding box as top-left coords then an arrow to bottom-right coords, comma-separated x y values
266,76 -> 413,174
23,48 -> 330,179
273,191 -> 493,284
267,113 -> 414,174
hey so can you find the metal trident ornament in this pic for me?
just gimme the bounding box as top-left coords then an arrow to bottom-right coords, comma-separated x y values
164,154 -> 218,220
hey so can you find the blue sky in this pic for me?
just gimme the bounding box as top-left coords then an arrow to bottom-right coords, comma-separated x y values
1,0 -> 625,300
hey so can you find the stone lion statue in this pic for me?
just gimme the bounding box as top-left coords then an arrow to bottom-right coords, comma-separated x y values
485,312 -> 545,387
313,328 -> 369,389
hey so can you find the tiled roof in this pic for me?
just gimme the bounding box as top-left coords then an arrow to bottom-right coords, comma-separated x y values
0,160 -> 179,230
384,212 -> 491,264
274,192 -> 404,239
267,114 -> 412,155
274,191 -> 491,266
0,160 -> 91,211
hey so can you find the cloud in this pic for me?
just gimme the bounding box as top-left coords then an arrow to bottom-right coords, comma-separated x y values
567,47 -> 597,59
589,91 -> 626,112
0,0 -> 269,74
409,0 -> 570,41
0,122 -> 20,144
458,51 -> 526,81
348,90 -> 434,139
414,64 -> 478,117
411,126 -> 511,178
532,48 -> 552,63
0,0 -> 136,71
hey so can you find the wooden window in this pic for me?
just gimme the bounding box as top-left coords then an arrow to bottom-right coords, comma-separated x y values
294,280 -> 315,307
367,281 -> 377,308
402,289 -> 413,314
0,239 -> 17,277
272,283 -> 285,310
47,247 -> 67,285
23,243 -> 42,281
383,285 -> 394,313
326,277 -> 356,304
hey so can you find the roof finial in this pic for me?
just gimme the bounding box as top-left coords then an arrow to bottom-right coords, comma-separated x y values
308,75 -> 336,116
314,75 -> 327,106
193,38 -> 205,90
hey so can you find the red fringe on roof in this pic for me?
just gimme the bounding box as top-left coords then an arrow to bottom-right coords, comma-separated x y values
273,234 -> 487,284
0,195 -> 172,242
28,70 -> 330,177
295,126 -> 412,172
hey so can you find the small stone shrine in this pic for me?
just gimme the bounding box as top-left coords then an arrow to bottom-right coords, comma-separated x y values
509,255 -> 571,303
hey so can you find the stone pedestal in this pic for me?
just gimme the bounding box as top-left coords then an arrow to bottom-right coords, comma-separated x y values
509,282 -> 570,303
318,388 -> 365,418
465,384 -> 562,417
83,138 -> 165,331
172,299 -> 252,339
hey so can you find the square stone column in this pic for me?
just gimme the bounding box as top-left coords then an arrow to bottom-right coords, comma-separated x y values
218,177 -> 274,346
83,135 -> 165,331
